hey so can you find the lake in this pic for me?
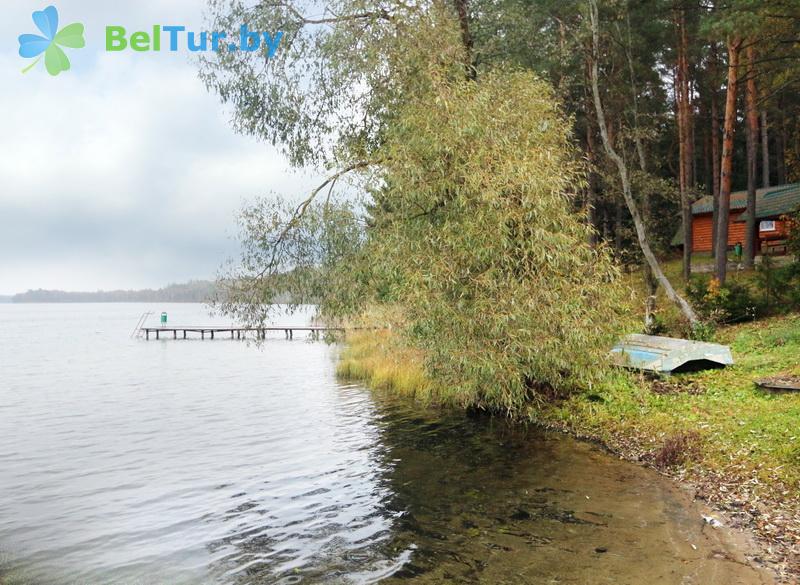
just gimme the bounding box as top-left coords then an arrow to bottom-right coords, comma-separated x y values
0,304 -> 770,584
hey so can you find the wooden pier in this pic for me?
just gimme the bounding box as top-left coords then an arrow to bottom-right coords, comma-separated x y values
140,326 -> 343,340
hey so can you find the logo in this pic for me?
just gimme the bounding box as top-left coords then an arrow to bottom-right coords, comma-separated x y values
104,26 -> 283,55
18,6 -> 85,76
17,6 -> 282,77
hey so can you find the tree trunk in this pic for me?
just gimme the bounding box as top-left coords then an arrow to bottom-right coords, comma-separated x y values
623,3 -> 660,330
776,109 -> 787,185
715,36 -> 742,284
702,98 -> 712,195
588,0 -> 699,325
689,80 -> 696,188
676,7 -> 692,280
586,120 -> 599,246
761,109 -> 770,188
452,0 -> 476,79
744,44 -> 758,268
710,44 -> 721,258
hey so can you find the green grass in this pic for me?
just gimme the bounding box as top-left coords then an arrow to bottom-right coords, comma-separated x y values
538,313 -> 800,492
337,330 -> 438,402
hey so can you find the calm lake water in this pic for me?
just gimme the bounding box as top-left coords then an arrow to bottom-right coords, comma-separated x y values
0,304 -> 770,584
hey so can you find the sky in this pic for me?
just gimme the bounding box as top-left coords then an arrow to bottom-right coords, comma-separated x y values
0,0 -> 322,295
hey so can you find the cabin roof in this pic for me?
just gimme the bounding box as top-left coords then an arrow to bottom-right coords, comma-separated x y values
690,186 -> 772,215
688,183 -> 800,217
670,183 -> 800,246
736,183 -> 800,221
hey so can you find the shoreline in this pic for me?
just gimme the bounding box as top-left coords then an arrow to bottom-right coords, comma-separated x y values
535,417 -> 796,582
337,323 -> 799,582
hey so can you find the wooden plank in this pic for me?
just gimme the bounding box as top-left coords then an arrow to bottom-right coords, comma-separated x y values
755,376 -> 800,391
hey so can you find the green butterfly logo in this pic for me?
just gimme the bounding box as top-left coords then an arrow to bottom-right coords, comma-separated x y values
18,6 -> 85,76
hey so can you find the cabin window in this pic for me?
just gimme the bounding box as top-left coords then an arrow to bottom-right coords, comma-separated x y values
759,220 -> 776,232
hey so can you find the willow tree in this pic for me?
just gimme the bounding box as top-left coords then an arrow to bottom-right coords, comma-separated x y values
367,68 -> 630,411
201,0 -> 472,322
203,1 -> 631,412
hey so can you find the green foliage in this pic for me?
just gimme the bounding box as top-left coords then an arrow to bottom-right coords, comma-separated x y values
688,320 -> 716,342
216,54 -> 632,415
685,275 -> 763,324
216,198 -> 368,324
754,255 -> 800,310
363,68 -> 631,413
200,0 -> 464,168
787,209 -> 800,257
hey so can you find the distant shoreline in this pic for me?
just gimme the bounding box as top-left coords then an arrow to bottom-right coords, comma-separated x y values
3,300 -> 212,304
4,281 -> 217,304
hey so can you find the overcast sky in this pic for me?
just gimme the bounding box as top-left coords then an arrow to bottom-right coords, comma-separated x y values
0,0 -> 321,295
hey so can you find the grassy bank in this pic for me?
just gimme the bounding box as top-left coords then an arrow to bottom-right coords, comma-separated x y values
338,315 -> 800,578
337,330 -> 438,402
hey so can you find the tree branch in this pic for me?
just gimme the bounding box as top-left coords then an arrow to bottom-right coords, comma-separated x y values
587,0 -> 699,325
259,1 -> 394,25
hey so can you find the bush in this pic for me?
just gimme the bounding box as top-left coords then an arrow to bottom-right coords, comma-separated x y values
786,209 -> 800,257
653,431 -> 701,470
685,276 -> 763,324
755,255 -> 800,310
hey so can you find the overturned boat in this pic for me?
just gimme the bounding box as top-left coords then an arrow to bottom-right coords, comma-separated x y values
611,334 -> 734,374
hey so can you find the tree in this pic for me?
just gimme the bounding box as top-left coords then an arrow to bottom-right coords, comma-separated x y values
744,43 -> 758,267
205,1 -> 631,413
675,2 -> 694,280
708,42 -> 721,258
588,0 -> 699,325
369,69 -> 630,410
714,35 -> 742,284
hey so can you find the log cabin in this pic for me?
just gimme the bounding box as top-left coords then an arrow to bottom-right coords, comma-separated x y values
672,182 -> 800,256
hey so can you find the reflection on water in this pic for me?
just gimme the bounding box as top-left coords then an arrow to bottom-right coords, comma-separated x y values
0,305 -> 768,584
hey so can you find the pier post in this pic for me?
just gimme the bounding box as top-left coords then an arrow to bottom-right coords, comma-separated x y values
290,329 -> 293,340
211,331 -> 214,340
183,330 -> 186,339
231,330 -> 234,339
146,330 -> 149,340
156,330 -> 159,340
201,331 -> 205,340
173,330 -> 177,339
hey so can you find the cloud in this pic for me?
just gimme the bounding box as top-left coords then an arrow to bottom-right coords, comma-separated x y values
0,0 -> 321,294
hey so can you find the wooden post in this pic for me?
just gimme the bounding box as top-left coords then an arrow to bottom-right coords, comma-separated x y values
156,330 -> 160,340
211,331 -> 214,340
173,330 -> 177,339
290,329 -> 293,340
201,330 -> 205,340
146,330 -> 149,340
183,330 -> 186,339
